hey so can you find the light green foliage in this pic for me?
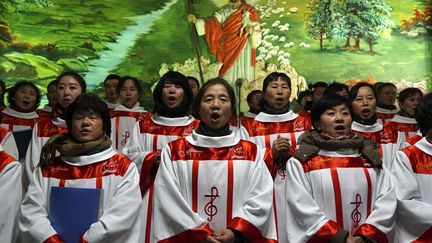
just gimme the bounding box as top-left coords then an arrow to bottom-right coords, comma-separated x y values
304,0 -> 333,50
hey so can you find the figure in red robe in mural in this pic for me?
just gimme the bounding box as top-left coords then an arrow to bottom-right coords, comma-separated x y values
188,0 -> 261,84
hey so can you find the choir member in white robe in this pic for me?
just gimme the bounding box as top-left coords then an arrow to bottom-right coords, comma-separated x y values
1,81 -> 40,133
110,76 -> 148,152
375,82 -> 398,123
0,126 -> 19,160
286,94 -> 396,243
102,74 -> 120,111
24,72 -> 86,189
151,78 -> 277,243
390,92 -> 432,242
36,80 -> 58,119
123,71 -> 199,243
20,94 -> 142,243
239,72 -> 311,242
386,87 -> 423,143
349,82 -> 403,170
0,144 -> 22,243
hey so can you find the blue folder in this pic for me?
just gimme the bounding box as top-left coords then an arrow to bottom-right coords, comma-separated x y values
49,187 -> 101,243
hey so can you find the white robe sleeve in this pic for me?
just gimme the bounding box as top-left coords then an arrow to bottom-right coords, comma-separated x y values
83,163 -> 142,243
152,145 -> 211,242
285,158 -> 339,242
0,161 -> 22,243
19,167 -> 58,242
390,151 -> 432,241
1,132 -> 19,160
24,124 -> 42,188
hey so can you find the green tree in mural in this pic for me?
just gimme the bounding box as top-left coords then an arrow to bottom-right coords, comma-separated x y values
0,0 -> 51,15
330,0 -> 393,52
304,0 -> 333,51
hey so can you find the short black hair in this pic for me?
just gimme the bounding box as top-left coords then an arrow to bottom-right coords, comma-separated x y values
298,90 -> 313,102
7,81 -> 42,110
57,71 -> 87,93
398,87 -> 423,104
47,79 -> 58,90
103,74 -> 121,86
192,78 -> 237,119
246,90 -> 262,103
64,93 -> 111,137
348,82 -> 376,103
323,82 -> 349,97
310,94 -> 352,131
416,93 -> 432,136
313,81 -> 328,89
262,72 -> 291,93
186,76 -> 200,89
375,82 -> 396,95
116,76 -> 142,96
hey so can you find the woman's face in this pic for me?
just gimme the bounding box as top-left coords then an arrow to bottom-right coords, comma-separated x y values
47,84 -> 58,107
14,85 -> 37,110
120,79 -> 139,109
318,104 -> 352,138
57,75 -> 83,108
162,82 -> 184,109
104,78 -> 119,103
199,84 -> 232,130
400,93 -> 422,118
263,78 -> 291,111
188,79 -> 199,98
351,86 -> 376,120
378,85 -> 396,106
71,110 -> 104,143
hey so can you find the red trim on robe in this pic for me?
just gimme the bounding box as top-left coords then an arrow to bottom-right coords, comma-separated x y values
115,116 -> 120,150
0,151 -> 17,172
406,134 -> 423,146
170,139 -> 258,162
41,154 -> 132,179
158,224 -> 213,243
403,145 -> 432,174
226,160 -> 233,226
228,217 -> 277,243
43,234 -> 64,243
79,235 -> 88,243
192,160 -> 199,213
376,112 -> 396,121
242,115 -> 311,137
413,226 -> 432,243
1,112 -> 37,130
139,151 -> 159,196
145,186 -> 155,243
354,223 -> 388,243
363,168 -> 372,216
36,118 -> 68,137
302,155 -> 378,172
308,220 -> 341,243
330,168 -> 344,227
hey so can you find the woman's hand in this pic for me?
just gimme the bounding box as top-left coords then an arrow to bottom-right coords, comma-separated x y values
272,135 -> 291,166
200,236 -> 221,243
213,229 -> 235,243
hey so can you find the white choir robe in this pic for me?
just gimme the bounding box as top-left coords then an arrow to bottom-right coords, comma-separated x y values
0,107 -> 38,132
24,117 -> 67,189
122,114 -> 200,243
376,107 -> 398,123
351,121 -> 403,170
0,126 -> 19,160
110,104 -> 148,152
0,145 -> 22,243
285,150 -> 396,242
239,110 -> 311,243
105,100 -> 118,111
390,137 -> 432,242
19,147 -> 142,243
150,131 -> 277,242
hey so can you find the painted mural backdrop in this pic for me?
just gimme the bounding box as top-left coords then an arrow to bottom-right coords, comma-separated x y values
0,0 -> 431,109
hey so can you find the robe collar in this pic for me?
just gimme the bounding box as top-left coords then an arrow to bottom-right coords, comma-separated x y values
152,114 -> 195,126
376,106 -> 399,114
414,137 -> 432,156
113,103 -> 146,112
2,107 -> 39,119
351,120 -> 383,133
389,114 -> 417,124
186,129 -> 239,148
61,146 -> 117,166
254,110 -> 298,123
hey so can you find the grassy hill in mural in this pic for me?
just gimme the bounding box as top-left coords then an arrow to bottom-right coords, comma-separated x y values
115,0 -> 430,90
0,0 -> 165,92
